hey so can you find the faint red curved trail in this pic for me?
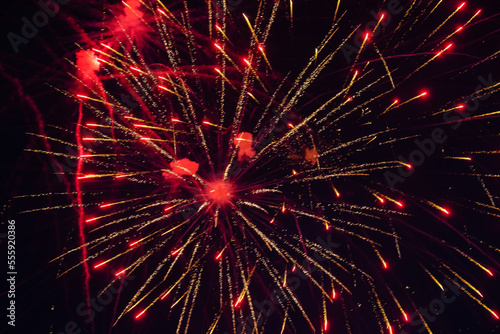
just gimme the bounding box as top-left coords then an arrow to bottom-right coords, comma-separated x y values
2,61 -> 94,330
76,102 -> 93,332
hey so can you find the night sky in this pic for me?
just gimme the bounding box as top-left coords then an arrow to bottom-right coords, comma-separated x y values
2,1 -> 500,333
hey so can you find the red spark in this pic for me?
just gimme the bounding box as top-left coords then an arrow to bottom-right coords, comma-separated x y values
171,118 -> 180,122
457,2 -> 466,11
86,217 -> 98,223
235,132 -> 256,161
169,158 -> 199,176
235,297 -> 244,307
135,310 -> 146,319
86,123 -> 98,127
492,310 -> 499,320
94,261 -> 106,269
403,312 -> 409,322
129,241 -> 140,247
100,203 -> 113,208
161,291 -> 170,300
115,269 -> 126,276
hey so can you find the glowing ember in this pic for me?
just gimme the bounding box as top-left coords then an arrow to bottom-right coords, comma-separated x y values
207,181 -> 233,205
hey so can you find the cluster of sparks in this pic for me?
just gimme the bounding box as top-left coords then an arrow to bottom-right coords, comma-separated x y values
20,0 -> 500,333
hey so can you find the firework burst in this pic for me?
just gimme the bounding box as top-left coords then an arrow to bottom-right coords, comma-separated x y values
11,0 -> 500,333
